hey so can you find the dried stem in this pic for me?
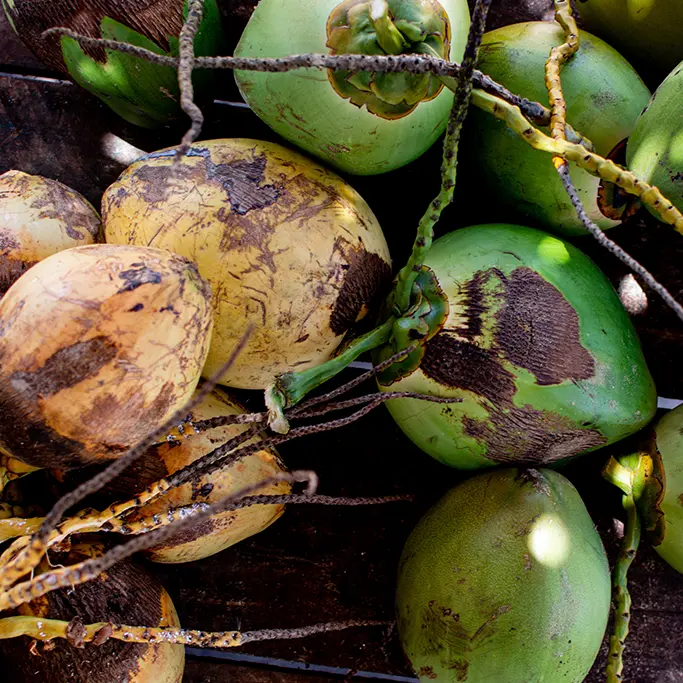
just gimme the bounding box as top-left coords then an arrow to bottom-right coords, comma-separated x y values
0,384 -> 453,608
176,0 -> 206,160
0,328 -> 254,592
0,614 -> 388,648
393,0 -> 493,311
0,493 -> 412,544
41,27 -> 589,146
556,165 -> 683,322
472,89 -> 683,233
0,471 -> 318,611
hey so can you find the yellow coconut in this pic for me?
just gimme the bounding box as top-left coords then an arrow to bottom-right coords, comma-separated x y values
0,542 -> 185,683
118,385 -> 290,563
0,244 -> 213,470
102,138 -> 392,389
0,170 -> 101,295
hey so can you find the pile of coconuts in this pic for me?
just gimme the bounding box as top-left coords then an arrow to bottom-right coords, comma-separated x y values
1,0 -> 683,681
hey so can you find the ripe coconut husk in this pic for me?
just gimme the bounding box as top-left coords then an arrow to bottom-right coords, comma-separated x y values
0,244 -> 213,470
0,170 -> 100,297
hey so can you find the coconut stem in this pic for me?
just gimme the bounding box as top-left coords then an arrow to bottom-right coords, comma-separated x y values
602,456 -> 642,682
392,0 -> 492,312
607,495 -> 641,682
40,26 -> 590,148
265,317 -> 395,432
556,161 -> 683,323
471,89 -> 683,234
545,0 -> 580,171
369,0 -> 407,54
176,0 -> 205,161
0,615 -> 388,648
0,493 -> 412,545
0,329 -> 255,594
0,382 -> 449,610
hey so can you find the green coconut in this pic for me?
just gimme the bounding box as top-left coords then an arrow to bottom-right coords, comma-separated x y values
233,0 -> 470,174
577,0 -> 683,81
624,404 -> 683,574
626,59 -> 683,220
2,0 -> 225,128
649,405 -> 683,572
376,224 -> 656,470
397,468 -> 611,682
461,21 -> 650,237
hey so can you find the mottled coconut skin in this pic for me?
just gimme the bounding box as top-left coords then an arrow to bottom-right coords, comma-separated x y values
0,244 -> 213,469
0,170 -> 100,297
103,138 -> 392,389
397,469 -> 611,682
378,225 -> 656,469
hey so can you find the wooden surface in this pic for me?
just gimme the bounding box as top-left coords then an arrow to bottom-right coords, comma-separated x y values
2,2 -> 683,682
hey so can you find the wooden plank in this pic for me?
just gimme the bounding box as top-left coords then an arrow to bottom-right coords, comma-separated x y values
184,658 -> 334,682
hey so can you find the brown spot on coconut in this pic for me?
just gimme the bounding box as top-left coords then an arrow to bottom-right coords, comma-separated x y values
0,171 -> 100,297
118,385 -> 290,564
0,244 -> 213,470
102,139 -> 391,389
0,542 -> 184,683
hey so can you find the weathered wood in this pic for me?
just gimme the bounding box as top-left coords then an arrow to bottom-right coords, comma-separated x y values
184,658 -> 335,683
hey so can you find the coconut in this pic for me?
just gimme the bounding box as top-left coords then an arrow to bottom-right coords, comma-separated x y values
2,0 -> 225,127
102,138 -> 392,389
376,224 -> 656,469
0,541 -> 185,683
626,59 -> 683,219
0,170 -> 100,297
119,386 -> 291,564
233,0 -> 470,174
0,244 -> 213,469
396,468 -> 611,682
460,21 -> 650,236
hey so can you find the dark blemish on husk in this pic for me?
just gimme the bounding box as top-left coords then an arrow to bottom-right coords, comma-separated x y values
496,268 -> 594,385
151,514 -> 217,552
0,386 -> 109,469
118,265 -> 163,293
0,230 -> 21,254
0,548 -> 164,683
29,179 -> 100,241
10,336 -> 118,398
463,408 -> 605,464
458,269 -> 490,341
207,154 -> 280,215
418,600 -> 499,665
518,469 -> 551,496
329,239 -> 392,336
449,660 -> 469,681
417,666 -> 438,679
133,147 -> 279,215
421,333 -> 516,403
0,257 -> 36,297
